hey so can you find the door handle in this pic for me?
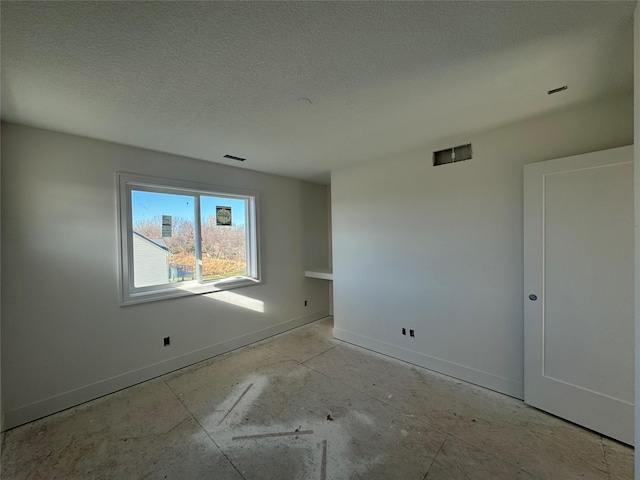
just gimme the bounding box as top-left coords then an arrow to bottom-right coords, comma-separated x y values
529,294 -> 538,301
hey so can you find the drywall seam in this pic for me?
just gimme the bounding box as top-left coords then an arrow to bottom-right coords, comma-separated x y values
333,327 -> 524,399
3,309 -> 329,431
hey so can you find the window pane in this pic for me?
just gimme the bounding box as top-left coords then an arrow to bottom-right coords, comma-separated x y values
200,195 -> 247,281
131,190 -> 196,287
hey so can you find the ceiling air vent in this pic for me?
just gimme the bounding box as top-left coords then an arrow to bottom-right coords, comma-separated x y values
433,143 -> 472,166
223,154 -> 246,162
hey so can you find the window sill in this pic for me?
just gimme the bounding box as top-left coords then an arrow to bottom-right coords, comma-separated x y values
120,277 -> 260,306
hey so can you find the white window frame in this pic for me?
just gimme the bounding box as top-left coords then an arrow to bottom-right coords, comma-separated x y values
117,172 -> 260,306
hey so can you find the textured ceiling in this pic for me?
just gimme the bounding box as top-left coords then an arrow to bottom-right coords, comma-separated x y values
1,1 -> 635,184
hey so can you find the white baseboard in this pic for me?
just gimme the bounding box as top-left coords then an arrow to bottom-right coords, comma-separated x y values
4,310 -> 329,431
333,327 -> 524,400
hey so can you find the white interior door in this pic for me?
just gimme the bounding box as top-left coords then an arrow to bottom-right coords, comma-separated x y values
523,145 -> 634,445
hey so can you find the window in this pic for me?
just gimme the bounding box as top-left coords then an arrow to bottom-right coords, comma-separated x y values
117,173 -> 260,305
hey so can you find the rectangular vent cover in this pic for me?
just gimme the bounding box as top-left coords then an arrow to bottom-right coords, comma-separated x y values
433,143 -> 472,166
223,154 -> 246,162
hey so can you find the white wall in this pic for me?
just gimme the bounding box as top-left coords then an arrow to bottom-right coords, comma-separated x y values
0,120 -> 4,436
634,2 -> 640,476
1,123 -> 330,429
332,94 -> 633,399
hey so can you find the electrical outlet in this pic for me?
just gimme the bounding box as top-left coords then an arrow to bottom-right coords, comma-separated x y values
304,300 -> 308,307
164,336 -> 170,346
409,329 -> 415,337
402,328 -> 406,335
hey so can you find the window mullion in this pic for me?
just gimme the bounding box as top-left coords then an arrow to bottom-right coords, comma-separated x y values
245,198 -> 253,276
194,194 -> 203,282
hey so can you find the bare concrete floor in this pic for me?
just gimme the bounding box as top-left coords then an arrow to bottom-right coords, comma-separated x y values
1,317 -> 634,479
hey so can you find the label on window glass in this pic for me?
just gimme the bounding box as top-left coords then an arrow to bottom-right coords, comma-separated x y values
216,206 -> 232,226
162,215 -> 172,237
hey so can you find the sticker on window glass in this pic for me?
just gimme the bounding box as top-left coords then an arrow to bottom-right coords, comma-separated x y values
216,206 -> 232,226
162,215 -> 173,237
